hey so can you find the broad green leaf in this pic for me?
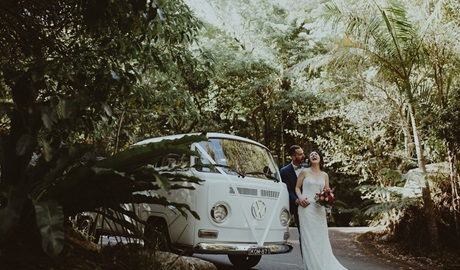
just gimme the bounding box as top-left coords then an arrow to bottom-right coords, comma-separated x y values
34,200 -> 65,256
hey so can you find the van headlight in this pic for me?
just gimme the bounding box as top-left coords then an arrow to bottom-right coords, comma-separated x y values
280,208 -> 290,227
211,203 -> 228,223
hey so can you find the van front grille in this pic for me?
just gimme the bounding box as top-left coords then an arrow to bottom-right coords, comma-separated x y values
228,186 -> 280,198
229,186 -> 258,196
261,189 -> 279,198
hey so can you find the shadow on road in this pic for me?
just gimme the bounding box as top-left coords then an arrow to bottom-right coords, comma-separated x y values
195,227 -> 413,270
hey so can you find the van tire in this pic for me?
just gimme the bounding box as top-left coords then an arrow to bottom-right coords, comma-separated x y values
75,213 -> 100,244
144,218 -> 170,251
228,255 -> 261,268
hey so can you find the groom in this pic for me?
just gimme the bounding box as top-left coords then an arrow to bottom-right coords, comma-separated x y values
280,145 -> 307,244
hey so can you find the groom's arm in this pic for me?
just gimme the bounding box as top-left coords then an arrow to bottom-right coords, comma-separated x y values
280,168 -> 298,203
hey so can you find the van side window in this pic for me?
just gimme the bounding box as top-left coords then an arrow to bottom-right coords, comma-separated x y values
156,153 -> 190,169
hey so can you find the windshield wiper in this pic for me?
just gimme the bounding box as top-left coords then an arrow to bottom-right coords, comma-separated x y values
213,164 -> 245,178
244,171 -> 278,181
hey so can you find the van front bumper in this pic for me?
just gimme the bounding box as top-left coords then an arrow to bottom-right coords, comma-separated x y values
191,242 -> 293,255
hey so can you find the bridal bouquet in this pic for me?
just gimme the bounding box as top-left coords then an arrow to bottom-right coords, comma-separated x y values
315,188 -> 334,209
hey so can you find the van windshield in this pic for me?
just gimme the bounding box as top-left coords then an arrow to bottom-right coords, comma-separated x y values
194,138 -> 280,181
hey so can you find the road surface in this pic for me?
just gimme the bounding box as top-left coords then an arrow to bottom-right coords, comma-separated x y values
195,227 -> 421,270
101,227 -> 424,269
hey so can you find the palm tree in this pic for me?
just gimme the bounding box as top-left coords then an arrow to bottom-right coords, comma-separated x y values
313,0 -> 440,250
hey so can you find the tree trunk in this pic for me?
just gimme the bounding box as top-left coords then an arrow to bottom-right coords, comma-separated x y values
280,111 -> 285,166
408,104 -> 439,251
398,104 -> 414,170
0,75 -> 43,254
447,142 -> 460,237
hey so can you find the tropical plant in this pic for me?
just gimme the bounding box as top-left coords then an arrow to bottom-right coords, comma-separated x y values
0,0 -> 204,261
1,128 -> 206,258
309,0 -> 445,250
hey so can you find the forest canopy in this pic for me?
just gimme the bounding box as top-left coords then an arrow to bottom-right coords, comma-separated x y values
1,0 -> 460,265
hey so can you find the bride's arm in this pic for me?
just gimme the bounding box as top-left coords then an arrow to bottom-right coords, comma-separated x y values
324,173 -> 331,192
295,170 -> 310,207
294,170 -> 305,199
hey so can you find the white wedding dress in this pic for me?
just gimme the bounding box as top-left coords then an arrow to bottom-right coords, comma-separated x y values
298,175 -> 347,270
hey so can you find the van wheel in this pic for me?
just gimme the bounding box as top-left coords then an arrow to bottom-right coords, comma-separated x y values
228,255 -> 261,268
76,214 -> 100,244
144,219 -> 170,251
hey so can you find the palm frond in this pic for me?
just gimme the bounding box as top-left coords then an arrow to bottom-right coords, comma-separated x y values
364,197 -> 419,216
287,54 -> 332,75
95,133 -> 207,170
38,134 -> 207,216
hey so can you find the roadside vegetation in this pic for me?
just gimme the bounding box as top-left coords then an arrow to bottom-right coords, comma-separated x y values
1,0 -> 460,269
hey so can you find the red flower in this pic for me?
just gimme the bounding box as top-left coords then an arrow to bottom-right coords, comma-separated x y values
315,188 -> 334,209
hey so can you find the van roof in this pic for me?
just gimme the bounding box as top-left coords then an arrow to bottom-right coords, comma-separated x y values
135,132 -> 268,150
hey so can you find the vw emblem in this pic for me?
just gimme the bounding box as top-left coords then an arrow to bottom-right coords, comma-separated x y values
251,200 -> 267,220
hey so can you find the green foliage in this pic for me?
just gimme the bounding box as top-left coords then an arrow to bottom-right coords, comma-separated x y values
0,0 -> 206,258
0,0 -> 204,153
360,184 -> 419,229
307,0 -> 460,234
421,87 -> 460,154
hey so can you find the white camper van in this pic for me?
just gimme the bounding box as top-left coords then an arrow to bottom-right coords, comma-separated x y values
95,133 -> 292,268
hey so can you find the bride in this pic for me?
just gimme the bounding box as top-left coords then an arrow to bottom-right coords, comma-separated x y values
295,150 -> 347,270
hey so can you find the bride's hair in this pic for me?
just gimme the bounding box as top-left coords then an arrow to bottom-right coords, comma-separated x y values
307,150 -> 324,171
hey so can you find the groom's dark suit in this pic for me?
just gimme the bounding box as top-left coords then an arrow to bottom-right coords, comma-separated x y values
280,163 -> 303,230
280,162 -> 307,254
